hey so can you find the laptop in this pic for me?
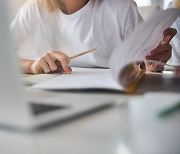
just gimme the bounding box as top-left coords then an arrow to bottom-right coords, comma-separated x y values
0,1 -> 115,131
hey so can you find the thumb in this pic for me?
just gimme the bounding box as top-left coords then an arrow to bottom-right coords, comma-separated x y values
161,28 -> 177,44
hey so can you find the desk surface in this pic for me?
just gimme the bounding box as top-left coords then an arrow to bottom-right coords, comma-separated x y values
136,71 -> 180,94
0,93 -> 131,154
1,72 -> 180,154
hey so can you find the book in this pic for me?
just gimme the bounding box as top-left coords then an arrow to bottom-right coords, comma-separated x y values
31,67 -> 124,91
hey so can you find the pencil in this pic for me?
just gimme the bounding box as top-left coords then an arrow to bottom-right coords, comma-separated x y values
69,47 -> 100,60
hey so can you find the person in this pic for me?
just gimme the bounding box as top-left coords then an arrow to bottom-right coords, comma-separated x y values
168,0 -> 180,66
11,0 -> 176,74
166,0 -> 180,77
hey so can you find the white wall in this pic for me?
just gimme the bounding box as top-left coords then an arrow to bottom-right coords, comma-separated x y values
164,0 -> 172,8
135,0 -> 172,9
135,0 -> 152,6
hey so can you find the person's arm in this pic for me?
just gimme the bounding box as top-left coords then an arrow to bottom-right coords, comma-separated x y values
19,59 -> 35,74
171,18 -> 180,66
19,50 -> 72,74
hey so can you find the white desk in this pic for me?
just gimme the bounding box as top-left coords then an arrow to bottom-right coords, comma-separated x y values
1,72 -> 180,154
0,93 -> 132,154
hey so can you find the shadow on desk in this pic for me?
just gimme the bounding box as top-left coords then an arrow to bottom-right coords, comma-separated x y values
136,72 -> 180,94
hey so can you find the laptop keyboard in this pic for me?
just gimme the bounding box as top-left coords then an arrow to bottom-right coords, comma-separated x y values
30,103 -> 65,116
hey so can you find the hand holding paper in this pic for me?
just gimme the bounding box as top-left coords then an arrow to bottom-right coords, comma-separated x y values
110,9 -> 180,87
145,28 -> 177,72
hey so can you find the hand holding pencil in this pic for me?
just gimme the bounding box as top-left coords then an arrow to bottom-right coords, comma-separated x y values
30,47 -> 99,74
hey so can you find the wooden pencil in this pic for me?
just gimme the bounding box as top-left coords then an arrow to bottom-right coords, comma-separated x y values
69,47 -> 99,60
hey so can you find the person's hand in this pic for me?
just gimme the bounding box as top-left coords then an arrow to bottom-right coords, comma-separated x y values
119,62 -> 143,87
175,67 -> 180,78
145,28 -> 177,72
30,50 -> 72,74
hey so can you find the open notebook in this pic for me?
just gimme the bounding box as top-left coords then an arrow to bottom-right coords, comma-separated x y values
30,67 -> 123,91
27,9 -> 180,92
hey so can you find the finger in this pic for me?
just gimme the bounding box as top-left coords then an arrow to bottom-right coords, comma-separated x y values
39,58 -> 51,74
176,70 -> 180,78
145,63 -> 164,72
60,57 -> 72,74
162,28 -> 177,44
146,53 -> 171,63
48,50 -> 70,62
57,66 -> 72,74
152,65 -> 164,72
50,51 -> 71,74
146,51 -> 170,61
147,43 -> 172,56
43,53 -> 57,72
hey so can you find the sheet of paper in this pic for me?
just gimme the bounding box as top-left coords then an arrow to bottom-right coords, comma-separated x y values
32,67 -> 124,91
22,74 -> 59,85
110,9 -> 180,86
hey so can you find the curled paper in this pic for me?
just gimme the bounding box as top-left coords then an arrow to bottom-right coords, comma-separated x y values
110,9 -> 180,87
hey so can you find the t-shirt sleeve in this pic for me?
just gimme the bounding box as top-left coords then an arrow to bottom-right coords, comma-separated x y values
10,4 -> 40,59
167,2 -> 180,66
123,1 -> 144,39
171,17 -> 180,66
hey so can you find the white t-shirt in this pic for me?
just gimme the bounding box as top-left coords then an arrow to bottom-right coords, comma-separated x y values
171,17 -> 180,66
168,2 -> 180,66
11,0 -> 143,68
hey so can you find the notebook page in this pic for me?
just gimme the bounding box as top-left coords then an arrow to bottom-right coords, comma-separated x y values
32,67 -> 124,91
22,74 -> 59,85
